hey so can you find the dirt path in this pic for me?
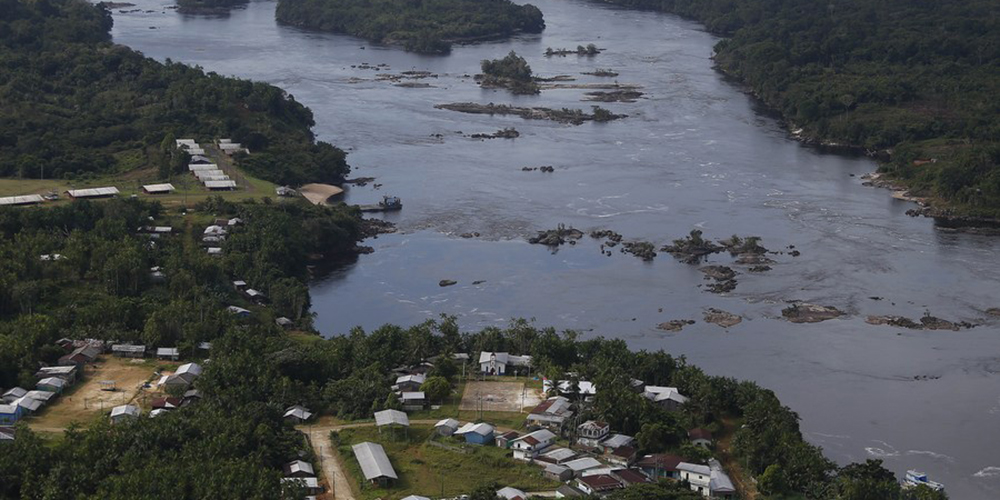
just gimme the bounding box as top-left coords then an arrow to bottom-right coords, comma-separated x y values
717,416 -> 759,499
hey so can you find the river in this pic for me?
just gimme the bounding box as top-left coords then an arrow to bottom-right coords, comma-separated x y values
106,0 -> 1000,496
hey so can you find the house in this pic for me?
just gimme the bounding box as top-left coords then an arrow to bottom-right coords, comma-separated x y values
455,422 -> 494,445
58,344 -> 101,367
556,484 -> 587,498
142,183 -> 175,194
542,463 -> 573,481
284,405 -> 313,424
576,474 -> 624,496
564,457 -> 603,476
275,317 -> 294,328
227,305 -> 250,317
205,180 -> 237,190
281,477 -> 323,496
182,389 -> 202,407
0,403 -> 23,425
1,387 -> 27,404
677,462 -> 712,496
157,347 -> 180,360
434,418 -> 459,436
233,280 -> 247,290
245,289 -> 266,304
284,460 -> 316,478
111,344 -> 146,358
600,434 -> 634,453
497,486 -> 528,500
352,442 -> 398,485
689,428 -> 713,448
608,446 -> 637,466
479,352 -> 532,375
577,420 -> 610,447
374,409 -> 409,429
707,459 -> 737,499
110,404 -> 140,423
162,362 -> 203,391
511,428 -> 557,460
611,469 -> 651,486
14,397 -> 42,414
526,396 -> 573,430
24,390 -> 55,404
642,386 -> 689,411
537,447 -> 577,465
495,430 -> 520,448
66,187 -> 120,199
392,373 -> 426,392
398,392 -> 426,411
197,342 -> 212,353
34,365 -> 78,384
36,377 -> 67,394
151,397 -> 182,410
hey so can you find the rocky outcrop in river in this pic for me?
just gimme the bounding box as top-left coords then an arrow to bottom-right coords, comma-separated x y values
435,102 -> 626,125
782,303 -> 844,323
703,308 -> 742,328
528,224 -> 584,246
657,319 -> 695,332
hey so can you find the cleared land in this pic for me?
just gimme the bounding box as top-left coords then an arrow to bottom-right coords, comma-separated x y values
459,380 -> 542,413
300,183 -> 345,205
27,356 -> 163,432
334,425 -> 556,500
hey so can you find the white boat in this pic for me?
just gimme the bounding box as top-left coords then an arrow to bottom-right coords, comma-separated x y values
904,470 -> 944,491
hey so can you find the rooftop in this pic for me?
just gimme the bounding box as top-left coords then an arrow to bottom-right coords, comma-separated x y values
352,442 -> 398,480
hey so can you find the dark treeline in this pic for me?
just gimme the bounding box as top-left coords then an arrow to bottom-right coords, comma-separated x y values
0,0 -> 349,186
596,0 -> 1000,215
275,0 -> 545,54
175,0 -> 249,12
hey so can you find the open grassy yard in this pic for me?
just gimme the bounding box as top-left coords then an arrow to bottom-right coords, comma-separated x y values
27,356 -> 165,433
334,425 -> 557,500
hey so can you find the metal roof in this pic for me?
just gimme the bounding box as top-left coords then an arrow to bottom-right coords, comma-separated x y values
399,391 -> 425,401
176,363 -> 202,378
156,347 -> 179,357
204,180 -> 237,189
0,194 -> 44,206
479,351 -> 509,364
110,405 -> 140,418
284,407 -> 313,421
189,163 -> 218,171
66,187 -> 119,198
142,183 -> 175,193
281,477 -> 320,488
564,457 -> 603,472
435,418 -> 459,429
542,447 -> 577,462
601,434 -> 634,449
395,373 -> 426,385
374,409 -> 409,427
194,169 -> 225,178
112,344 -> 146,353
285,460 -> 315,476
14,397 -> 42,412
677,462 -> 711,475
497,487 -> 527,500
37,377 -> 66,388
456,422 -> 494,436
352,442 -> 398,480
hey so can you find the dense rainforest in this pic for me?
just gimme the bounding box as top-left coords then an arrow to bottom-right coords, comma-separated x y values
0,0 -> 349,186
597,0 -> 1000,216
275,0 -> 545,54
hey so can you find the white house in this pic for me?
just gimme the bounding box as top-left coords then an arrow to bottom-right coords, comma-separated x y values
577,420 -> 610,447
642,386 -> 689,411
512,428 -> 557,461
678,462 -> 712,496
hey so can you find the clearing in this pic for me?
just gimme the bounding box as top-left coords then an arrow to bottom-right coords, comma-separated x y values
27,356 -> 164,433
459,380 -> 543,413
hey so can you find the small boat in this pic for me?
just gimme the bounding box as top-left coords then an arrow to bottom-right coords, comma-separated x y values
904,470 -> 944,491
359,195 -> 402,212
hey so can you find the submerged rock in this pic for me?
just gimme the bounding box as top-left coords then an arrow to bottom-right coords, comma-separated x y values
622,241 -> 657,261
700,265 -> 736,281
919,315 -> 959,331
866,315 -> 923,329
439,280 -> 458,287
782,303 -> 844,323
528,224 -> 584,247
703,308 -> 742,328
657,319 -> 695,332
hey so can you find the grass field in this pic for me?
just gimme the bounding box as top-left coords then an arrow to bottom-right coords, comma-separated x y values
334,425 -> 557,500
27,356 -> 164,433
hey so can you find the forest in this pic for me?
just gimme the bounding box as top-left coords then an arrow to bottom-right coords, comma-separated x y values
596,0 -> 1000,216
0,0 -> 349,186
275,0 -> 545,54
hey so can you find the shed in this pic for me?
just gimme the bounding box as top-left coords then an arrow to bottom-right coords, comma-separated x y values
227,305 -> 250,316
543,463 -> 573,481
66,187 -> 120,199
0,403 -> 23,425
495,430 -> 520,448
600,434 -> 634,452
151,397 -> 182,410
188,163 -> 218,171
564,457 -> 603,475
374,409 -> 409,428
455,422 -> 495,445
110,404 -> 140,423
434,418 -> 460,436
34,365 -> 77,383
281,477 -> 322,495
156,347 -> 180,360
14,397 -> 42,413
0,427 -> 15,443
142,183 -> 176,194
0,194 -> 45,206
36,377 -> 67,393
205,180 -> 237,190
283,460 -> 316,478
688,428 -> 713,448
189,155 -> 212,164
497,486 -> 528,500
112,344 -> 146,358
24,390 -> 55,403
245,289 -> 266,303
206,247 -> 223,256
58,345 -> 101,367
1,387 -> 27,404
352,442 -> 397,485
284,405 -> 313,423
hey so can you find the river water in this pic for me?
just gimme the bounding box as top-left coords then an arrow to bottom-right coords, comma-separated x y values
107,0 -> 1000,496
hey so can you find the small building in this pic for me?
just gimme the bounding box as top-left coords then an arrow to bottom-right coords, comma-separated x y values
495,430 -> 520,448
156,347 -> 180,361
352,441 -> 398,485
0,194 -> 45,206
66,187 -> 120,199
455,422 -> 495,445
276,186 -> 297,197
36,377 -> 67,394
497,487 -> 528,500
188,163 -> 217,171
642,386 -> 689,411
479,352 -> 531,375
434,418 -> 460,436
205,180 -> 237,190
162,362 -> 203,391
707,459 -> 737,499
564,457 -> 603,476
110,404 -> 140,424
576,474 -> 624,496
577,420 -> 610,447
398,391 -> 426,411
13,397 -> 42,414
151,397 -> 183,410
34,365 -> 78,384
283,460 -> 316,478
24,390 -> 55,403
600,434 -> 634,453
608,446 -> 637,467
245,289 -> 266,304
1,387 -> 27,404
374,409 -> 409,430
284,405 -> 313,424
182,389 -> 202,407
538,447 -> 577,465
281,477 -> 322,495
677,462 -> 712,496
112,344 -> 146,358
0,403 -> 24,425
58,345 -> 101,367
142,183 -> 176,194
207,247 -> 223,256
556,484 -> 587,498
275,317 -> 294,328
392,373 -> 426,392
526,396 -> 573,430
149,408 -> 168,418
227,305 -> 250,317
689,428 -> 713,448
543,462 -> 573,482
511,428 -> 557,460
612,469 -> 652,486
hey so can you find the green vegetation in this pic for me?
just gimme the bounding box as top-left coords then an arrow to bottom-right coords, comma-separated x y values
479,51 -> 539,94
275,0 -> 545,54
597,0 -> 999,216
335,425 -> 556,500
0,0 -> 349,187
545,44 -> 600,57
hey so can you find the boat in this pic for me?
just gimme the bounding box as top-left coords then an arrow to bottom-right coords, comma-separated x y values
359,195 -> 402,212
904,470 -> 944,491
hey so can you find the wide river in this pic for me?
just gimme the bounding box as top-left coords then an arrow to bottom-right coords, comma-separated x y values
107,0 -> 1000,496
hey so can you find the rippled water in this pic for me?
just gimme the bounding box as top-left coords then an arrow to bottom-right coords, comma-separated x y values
106,0 -> 1000,496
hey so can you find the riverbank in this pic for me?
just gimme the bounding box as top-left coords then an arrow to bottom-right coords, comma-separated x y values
300,183 -> 345,205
